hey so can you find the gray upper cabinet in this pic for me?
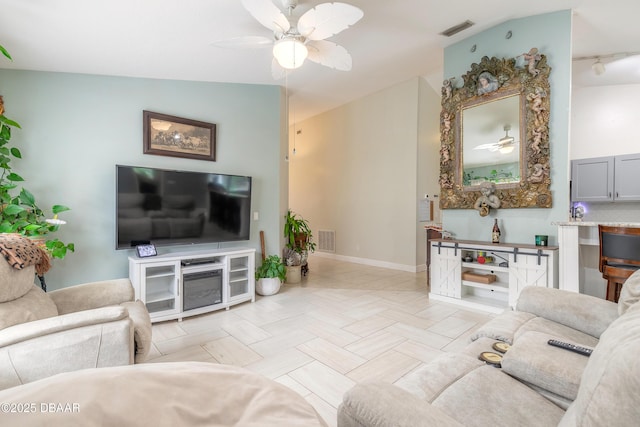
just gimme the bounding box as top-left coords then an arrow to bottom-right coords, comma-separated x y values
614,154 -> 640,201
571,156 -> 614,202
571,154 -> 640,202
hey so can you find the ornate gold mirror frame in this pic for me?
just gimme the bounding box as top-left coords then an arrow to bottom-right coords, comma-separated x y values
439,49 -> 552,211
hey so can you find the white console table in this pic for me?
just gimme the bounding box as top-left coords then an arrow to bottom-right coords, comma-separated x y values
429,239 -> 558,313
129,247 -> 255,322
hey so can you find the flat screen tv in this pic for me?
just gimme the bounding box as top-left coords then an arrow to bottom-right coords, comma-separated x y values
116,165 -> 252,249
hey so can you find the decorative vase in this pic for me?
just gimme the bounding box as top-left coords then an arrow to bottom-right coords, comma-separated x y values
256,277 -> 281,296
285,265 -> 302,284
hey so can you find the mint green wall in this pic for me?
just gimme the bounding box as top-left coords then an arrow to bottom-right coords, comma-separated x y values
443,11 -> 571,245
0,70 -> 284,290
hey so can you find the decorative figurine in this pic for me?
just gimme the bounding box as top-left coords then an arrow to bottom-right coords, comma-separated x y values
474,182 -> 500,217
477,71 -> 499,95
531,126 -> 544,155
442,112 -> 452,139
523,48 -> 542,77
528,163 -> 547,183
440,145 -> 450,163
442,79 -> 453,101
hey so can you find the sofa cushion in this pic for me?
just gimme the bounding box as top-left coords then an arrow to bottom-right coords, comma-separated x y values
432,365 -> 565,426
469,311 -> 536,344
339,382 -> 463,427
501,331 -> 588,402
516,286 -> 617,338
513,316 -> 599,348
0,286 -> 58,331
618,269 -> 640,315
394,352 -> 484,401
48,278 -> 134,315
560,302 -> 640,426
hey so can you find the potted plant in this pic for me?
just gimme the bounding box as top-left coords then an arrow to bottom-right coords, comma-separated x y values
283,210 -> 316,282
255,255 -> 286,296
0,45 -> 74,260
284,209 -> 316,252
282,246 -> 303,284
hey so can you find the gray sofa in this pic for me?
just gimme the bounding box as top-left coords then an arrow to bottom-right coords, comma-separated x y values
338,271 -> 640,426
0,250 -> 152,391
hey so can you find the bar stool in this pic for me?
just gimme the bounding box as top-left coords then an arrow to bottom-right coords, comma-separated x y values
598,225 -> 640,302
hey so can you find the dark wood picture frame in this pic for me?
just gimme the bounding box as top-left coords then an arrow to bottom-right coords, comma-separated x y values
143,110 -> 216,161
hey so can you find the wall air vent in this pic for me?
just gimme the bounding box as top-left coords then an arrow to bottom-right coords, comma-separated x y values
318,230 -> 335,253
440,20 -> 475,37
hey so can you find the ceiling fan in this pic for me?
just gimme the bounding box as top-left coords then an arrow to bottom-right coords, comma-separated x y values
474,125 -> 517,154
214,0 -> 364,75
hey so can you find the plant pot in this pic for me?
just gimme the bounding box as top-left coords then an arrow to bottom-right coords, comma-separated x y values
256,277 -> 281,296
285,265 -> 302,284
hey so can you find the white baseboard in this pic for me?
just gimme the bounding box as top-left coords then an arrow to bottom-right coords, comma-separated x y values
311,252 -> 427,273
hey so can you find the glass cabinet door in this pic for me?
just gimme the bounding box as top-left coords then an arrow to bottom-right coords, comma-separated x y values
141,261 -> 180,315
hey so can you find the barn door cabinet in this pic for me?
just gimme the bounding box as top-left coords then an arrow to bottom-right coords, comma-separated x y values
429,239 -> 558,313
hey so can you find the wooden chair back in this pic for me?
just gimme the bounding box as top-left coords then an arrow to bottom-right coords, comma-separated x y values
598,225 -> 640,301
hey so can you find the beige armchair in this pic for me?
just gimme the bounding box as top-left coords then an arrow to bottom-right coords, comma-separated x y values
0,252 -> 152,391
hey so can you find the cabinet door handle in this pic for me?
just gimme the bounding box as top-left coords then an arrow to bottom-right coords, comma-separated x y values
609,192 -> 612,198
616,192 -> 619,198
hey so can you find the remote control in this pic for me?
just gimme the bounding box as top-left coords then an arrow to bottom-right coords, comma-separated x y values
547,339 -> 593,357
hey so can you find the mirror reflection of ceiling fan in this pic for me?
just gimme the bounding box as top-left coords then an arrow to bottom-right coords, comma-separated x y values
474,124 -> 517,154
213,0 -> 364,77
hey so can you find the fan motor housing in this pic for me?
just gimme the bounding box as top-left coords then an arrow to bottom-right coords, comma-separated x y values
282,0 -> 299,10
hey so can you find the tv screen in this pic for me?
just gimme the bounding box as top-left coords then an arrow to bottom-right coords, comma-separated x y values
116,165 -> 252,249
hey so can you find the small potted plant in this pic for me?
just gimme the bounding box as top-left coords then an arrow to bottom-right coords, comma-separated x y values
284,210 -> 316,253
255,255 -> 286,296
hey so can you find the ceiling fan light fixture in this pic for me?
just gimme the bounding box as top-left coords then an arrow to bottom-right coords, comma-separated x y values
499,145 -> 515,154
273,38 -> 308,69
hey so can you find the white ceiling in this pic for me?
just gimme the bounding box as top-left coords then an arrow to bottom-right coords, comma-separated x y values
1,0 -> 639,122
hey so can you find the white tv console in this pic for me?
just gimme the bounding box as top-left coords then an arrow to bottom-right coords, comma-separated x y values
429,239 -> 558,314
129,247 -> 255,323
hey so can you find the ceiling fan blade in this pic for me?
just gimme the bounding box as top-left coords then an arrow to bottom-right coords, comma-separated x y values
297,2 -> 364,40
211,36 -> 273,49
306,40 -> 352,71
241,0 -> 290,33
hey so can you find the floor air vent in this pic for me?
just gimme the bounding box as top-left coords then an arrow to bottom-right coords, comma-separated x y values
318,230 -> 335,253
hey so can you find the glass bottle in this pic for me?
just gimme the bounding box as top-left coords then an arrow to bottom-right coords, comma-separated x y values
492,219 -> 501,243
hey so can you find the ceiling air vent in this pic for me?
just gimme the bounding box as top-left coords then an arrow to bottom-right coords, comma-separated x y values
440,20 -> 475,37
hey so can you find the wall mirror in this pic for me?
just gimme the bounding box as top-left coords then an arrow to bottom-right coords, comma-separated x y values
439,50 -> 552,210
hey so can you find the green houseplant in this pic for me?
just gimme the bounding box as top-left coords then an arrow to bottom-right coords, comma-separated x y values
0,44 -> 74,259
255,255 -> 286,296
284,209 -> 316,254
283,210 -> 316,283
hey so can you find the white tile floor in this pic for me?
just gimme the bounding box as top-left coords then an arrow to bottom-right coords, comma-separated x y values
147,256 -> 494,427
